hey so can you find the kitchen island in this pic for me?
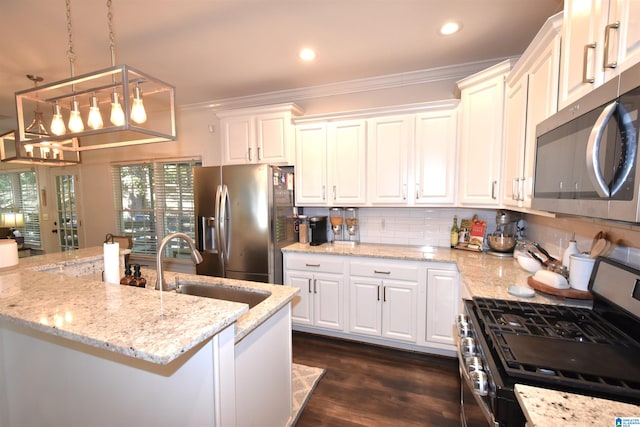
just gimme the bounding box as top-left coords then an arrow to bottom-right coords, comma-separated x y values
0,247 -> 298,427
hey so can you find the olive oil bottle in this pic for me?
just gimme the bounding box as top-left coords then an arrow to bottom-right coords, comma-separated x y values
450,216 -> 459,248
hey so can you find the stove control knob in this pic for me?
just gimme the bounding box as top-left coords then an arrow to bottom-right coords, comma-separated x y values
460,337 -> 476,357
471,370 -> 489,397
458,322 -> 473,338
455,314 -> 469,325
466,356 -> 484,374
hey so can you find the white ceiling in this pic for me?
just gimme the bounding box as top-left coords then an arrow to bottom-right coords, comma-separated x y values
0,0 -> 563,120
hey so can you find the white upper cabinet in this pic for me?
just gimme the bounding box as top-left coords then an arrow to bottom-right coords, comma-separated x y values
329,120 -> 367,206
414,104 -> 459,205
457,60 -> 515,207
295,119 -> 367,206
559,0 -> 640,108
367,115 -> 413,205
219,103 -> 302,165
295,123 -> 328,205
503,13 -> 562,208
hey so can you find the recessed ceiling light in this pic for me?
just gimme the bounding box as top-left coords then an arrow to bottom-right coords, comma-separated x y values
440,21 -> 461,36
299,48 -> 316,61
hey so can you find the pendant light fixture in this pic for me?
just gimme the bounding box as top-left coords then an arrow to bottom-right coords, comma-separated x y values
1,75 -> 80,165
14,0 -> 176,153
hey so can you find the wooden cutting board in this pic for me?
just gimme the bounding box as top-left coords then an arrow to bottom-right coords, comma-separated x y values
527,276 -> 593,300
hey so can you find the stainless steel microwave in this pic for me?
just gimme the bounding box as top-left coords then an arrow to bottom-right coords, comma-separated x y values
532,61 -> 640,222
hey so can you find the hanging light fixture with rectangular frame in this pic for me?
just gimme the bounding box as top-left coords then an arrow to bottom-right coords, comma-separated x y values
13,0 -> 176,155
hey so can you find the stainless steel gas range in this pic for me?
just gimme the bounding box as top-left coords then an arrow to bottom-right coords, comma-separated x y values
457,257 -> 640,426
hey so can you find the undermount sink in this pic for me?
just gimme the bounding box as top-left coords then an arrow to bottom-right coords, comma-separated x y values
176,281 -> 271,308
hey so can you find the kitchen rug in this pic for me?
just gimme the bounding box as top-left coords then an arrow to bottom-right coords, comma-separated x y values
288,363 -> 326,426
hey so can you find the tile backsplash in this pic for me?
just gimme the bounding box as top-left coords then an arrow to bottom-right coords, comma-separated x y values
299,206 -> 640,267
301,207 -> 497,247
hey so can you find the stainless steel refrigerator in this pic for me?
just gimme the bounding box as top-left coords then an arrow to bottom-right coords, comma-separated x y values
194,164 -> 295,284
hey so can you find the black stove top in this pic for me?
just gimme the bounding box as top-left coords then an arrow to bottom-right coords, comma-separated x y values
472,297 -> 640,402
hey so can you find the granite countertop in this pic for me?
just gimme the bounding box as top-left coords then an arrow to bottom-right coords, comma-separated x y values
283,242 -> 591,307
515,384 -> 640,426
0,247 -> 298,365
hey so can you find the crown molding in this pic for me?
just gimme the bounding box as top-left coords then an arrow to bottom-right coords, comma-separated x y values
181,57 -> 515,112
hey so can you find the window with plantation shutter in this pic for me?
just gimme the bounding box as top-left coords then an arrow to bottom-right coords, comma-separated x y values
112,159 -> 201,258
0,170 -> 41,248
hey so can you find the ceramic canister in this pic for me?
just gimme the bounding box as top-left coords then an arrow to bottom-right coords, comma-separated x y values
569,254 -> 596,291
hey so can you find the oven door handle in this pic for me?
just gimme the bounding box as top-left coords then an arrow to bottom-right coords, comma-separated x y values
458,350 -> 498,427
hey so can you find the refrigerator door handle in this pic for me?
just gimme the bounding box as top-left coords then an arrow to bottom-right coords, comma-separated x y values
214,184 -> 224,271
219,184 -> 231,263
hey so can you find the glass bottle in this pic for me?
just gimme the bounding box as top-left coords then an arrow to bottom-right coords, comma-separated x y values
450,216 -> 459,248
120,264 -> 134,286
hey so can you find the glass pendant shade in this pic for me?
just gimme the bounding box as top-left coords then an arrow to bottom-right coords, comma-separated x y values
110,92 -> 125,126
68,99 -> 84,133
130,85 -> 147,124
50,102 -> 66,136
87,94 -> 103,129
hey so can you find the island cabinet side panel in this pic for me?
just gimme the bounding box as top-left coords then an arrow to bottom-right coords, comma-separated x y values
0,319 -> 234,427
234,304 -> 293,427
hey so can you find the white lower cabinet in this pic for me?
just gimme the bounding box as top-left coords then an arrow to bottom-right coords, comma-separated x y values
284,251 -> 459,355
284,254 -> 345,331
349,261 -> 419,342
425,268 -> 459,348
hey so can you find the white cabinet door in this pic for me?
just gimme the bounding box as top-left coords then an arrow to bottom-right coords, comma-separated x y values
286,270 -> 314,325
329,120 -> 367,205
221,116 -> 254,164
559,0 -> 610,108
256,112 -> 290,164
381,279 -> 418,342
367,115 -> 413,204
606,0 -> 640,76
313,273 -> 345,331
458,63 -> 510,206
295,123 -> 328,205
426,269 -> 459,346
414,109 -> 457,205
502,75 -> 528,208
349,276 -> 382,337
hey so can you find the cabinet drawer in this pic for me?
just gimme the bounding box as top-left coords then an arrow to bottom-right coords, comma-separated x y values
350,261 -> 419,281
285,255 -> 344,274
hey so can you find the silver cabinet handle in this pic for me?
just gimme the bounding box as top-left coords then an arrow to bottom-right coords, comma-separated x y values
511,178 -> 518,201
374,270 -> 391,275
305,263 -> 320,267
307,278 -> 312,293
383,286 -> 387,302
415,182 -> 420,200
257,146 -> 262,160
333,185 -> 336,200
248,147 -> 252,161
322,185 -> 326,200
583,43 -> 597,83
377,285 -> 381,301
403,183 -> 407,200
313,279 -> 317,294
603,21 -> 620,69
491,180 -> 497,200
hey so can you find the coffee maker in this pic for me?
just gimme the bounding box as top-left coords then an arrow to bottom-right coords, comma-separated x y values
309,216 -> 328,246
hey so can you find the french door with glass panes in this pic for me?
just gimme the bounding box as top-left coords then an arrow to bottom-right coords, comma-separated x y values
53,171 -> 83,251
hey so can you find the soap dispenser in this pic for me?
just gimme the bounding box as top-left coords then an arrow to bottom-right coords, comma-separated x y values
562,234 -> 580,268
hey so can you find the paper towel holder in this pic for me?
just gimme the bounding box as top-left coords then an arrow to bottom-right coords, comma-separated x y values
105,233 -> 115,244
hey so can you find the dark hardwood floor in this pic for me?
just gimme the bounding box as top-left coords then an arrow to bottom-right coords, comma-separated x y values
292,332 -> 461,427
